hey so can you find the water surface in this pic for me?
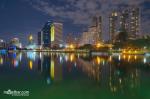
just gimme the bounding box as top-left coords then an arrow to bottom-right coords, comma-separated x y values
0,51 -> 150,99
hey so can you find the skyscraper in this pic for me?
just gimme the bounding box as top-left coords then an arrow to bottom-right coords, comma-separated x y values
96,16 -> 102,42
42,21 -> 52,48
92,16 -> 102,43
109,11 -> 118,43
51,22 -> 63,48
88,26 -> 97,44
40,21 -> 63,48
80,16 -> 102,46
120,9 -> 129,33
130,7 -> 140,38
109,7 -> 140,42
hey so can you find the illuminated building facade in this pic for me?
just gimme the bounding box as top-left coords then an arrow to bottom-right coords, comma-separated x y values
109,7 -> 140,42
130,7 -> 140,39
80,16 -> 102,46
27,34 -> 37,49
9,38 -> 22,49
51,22 -> 63,48
120,9 -> 129,33
40,21 -> 63,48
80,31 -> 89,46
109,11 -> 118,43
92,16 -> 102,43
88,26 -> 97,44
80,27 -> 96,46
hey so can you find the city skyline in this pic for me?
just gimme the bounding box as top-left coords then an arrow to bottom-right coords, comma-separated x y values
0,0 -> 149,45
0,1 -> 150,98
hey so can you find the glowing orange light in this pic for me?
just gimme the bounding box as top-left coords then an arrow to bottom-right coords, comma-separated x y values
70,44 -> 74,49
123,50 -> 126,53
128,55 -> 131,61
96,43 -> 101,48
123,55 -> 126,59
29,60 -> 33,70
109,56 -> 112,62
128,50 -> 131,53
70,54 -> 75,62
96,56 -> 101,64
134,55 -> 137,60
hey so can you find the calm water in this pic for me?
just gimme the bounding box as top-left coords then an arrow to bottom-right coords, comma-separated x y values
0,51 -> 150,99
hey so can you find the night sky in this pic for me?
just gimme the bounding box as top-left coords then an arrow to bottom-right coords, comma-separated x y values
0,0 -> 149,46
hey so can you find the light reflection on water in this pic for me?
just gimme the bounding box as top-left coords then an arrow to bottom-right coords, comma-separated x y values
0,51 -> 150,97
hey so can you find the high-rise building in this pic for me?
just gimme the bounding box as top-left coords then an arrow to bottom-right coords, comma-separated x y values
109,7 -> 140,42
120,9 -> 129,33
42,21 -> 52,48
119,7 -> 140,39
51,22 -> 63,47
40,21 -> 63,48
109,11 -> 118,43
96,16 -> 102,41
88,26 -> 97,44
80,16 -> 102,46
80,31 -> 90,46
130,7 -> 140,38
92,16 -> 102,43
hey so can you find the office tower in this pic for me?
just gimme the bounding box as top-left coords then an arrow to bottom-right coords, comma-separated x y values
109,11 -> 118,43
42,21 -> 52,48
130,7 -> 140,39
120,9 -> 129,32
80,16 -> 102,46
92,16 -> 102,43
41,21 -> 63,48
88,26 -> 97,45
109,7 -> 140,42
51,22 -> 63,48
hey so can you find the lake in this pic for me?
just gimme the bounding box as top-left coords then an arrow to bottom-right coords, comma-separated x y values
0,51 -> 150,99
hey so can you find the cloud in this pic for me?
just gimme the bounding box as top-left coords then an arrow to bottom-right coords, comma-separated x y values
24,0 -> 150,35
